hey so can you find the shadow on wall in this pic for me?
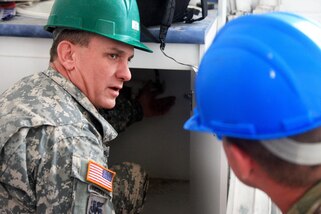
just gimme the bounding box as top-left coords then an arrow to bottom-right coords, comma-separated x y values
109,68 -> 192,180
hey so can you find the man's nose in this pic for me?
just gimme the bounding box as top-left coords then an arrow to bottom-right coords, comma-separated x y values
116,61 -> 132,82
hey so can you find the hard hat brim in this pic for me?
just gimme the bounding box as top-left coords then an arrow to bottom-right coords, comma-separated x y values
184,109 -> 211,132
45,25 -> 153,53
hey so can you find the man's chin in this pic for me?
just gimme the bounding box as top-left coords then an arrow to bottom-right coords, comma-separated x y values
95,99 -> 116,109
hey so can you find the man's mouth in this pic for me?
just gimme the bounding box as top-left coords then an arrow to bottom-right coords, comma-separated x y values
109,86 -> 122,97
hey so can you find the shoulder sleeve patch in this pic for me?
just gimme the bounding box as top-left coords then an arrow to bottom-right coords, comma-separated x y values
86,160 -> 116,192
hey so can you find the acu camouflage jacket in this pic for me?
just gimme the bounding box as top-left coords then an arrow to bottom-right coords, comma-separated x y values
0,68 -> 141,213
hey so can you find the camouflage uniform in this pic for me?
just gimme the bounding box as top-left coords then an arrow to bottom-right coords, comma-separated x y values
287,180 -> 321,214
99,86 -> 143,134
100,91 -> 149,214
0,68 -> 147,213
111,162 -> 149,214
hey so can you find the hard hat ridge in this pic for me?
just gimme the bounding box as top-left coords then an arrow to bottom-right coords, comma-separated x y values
44,0 -> 152,53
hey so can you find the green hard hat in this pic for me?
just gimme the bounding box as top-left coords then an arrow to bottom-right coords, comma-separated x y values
44,0 -> 152,53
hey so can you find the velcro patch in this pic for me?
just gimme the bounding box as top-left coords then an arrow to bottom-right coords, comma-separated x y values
87,194 -> 107,214
86,160 -> 116,192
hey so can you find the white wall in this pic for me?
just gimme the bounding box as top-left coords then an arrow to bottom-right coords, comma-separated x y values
0,37 -> 50,93
189,0 -> 198,5
229,0 -> 321,23
276,0 -> 321,23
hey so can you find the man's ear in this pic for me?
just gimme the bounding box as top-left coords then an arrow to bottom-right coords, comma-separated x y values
223,141 -> 255,185
56,41 -> 76,71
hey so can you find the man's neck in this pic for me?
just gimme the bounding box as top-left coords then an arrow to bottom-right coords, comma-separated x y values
259,176 -> 312,213
50,61 -> 69,80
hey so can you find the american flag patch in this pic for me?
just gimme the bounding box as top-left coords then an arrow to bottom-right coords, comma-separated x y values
86,160 -> 116,192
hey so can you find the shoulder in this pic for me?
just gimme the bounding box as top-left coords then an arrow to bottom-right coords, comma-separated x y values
288,181 -> 321,214
0,72 -> 85,126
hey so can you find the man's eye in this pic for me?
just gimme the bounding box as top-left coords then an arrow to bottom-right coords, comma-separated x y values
109,54 -> 118,60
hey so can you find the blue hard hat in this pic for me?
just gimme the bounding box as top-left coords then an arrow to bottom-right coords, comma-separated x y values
184,12 -> 321,140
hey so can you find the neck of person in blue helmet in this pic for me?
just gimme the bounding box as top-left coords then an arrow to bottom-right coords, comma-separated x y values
223,127 -> 321,213
50,31 -> 135,109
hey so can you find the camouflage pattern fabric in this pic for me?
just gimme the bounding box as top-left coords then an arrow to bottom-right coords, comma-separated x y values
111,162 -> 149,214
99,90 -> 149,214
99,86 -> 143,134
287,180 -> 321,214
0,68 -> 118,213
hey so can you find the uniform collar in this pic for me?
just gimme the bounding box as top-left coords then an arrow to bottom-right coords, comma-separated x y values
287,180 -> 321,214
43,68 -> 117,143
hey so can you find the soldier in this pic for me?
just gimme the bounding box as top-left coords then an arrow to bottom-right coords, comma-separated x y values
185,12 -> 321,213
0,0 -> 174,213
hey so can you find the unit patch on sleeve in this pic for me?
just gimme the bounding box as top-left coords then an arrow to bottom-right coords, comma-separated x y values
86,160 -> 116,192
87,194 -> 107,214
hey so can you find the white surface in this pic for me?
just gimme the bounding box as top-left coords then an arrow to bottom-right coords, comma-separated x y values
226,171 -> 282,214
0,37 -> 50,93
235,0 -> 252,12
277,0 -> 321,13
276,0 -> 321,23
16,0 -> 54,19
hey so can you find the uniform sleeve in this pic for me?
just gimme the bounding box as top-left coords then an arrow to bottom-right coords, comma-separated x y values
35,133 -> 114,213
99,90 -> 143,133
0,126 -> 112,213
35,136 -> 75,212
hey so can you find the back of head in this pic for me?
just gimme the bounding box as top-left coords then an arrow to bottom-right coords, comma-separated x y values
44,0 -> 151,53
185,12 -> 321,140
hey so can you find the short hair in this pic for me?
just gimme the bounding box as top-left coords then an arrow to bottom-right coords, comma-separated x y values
49,29 -> 95,62
225,131 -> 321,187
